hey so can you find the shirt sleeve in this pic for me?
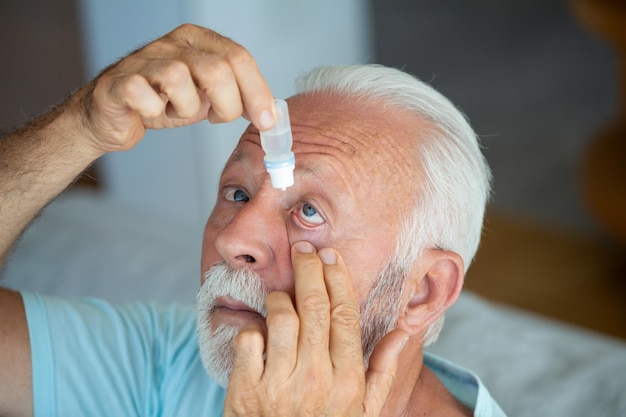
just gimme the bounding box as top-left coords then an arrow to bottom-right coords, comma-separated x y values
20,292 -> 225,417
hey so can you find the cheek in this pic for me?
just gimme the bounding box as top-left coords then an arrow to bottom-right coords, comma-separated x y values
199,234 -> 214,284
336,236 -> 396,302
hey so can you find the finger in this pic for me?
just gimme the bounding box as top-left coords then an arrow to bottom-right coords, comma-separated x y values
264,291 -> 299,380
229,322 -> 266,386
229,54 -> 275,130
144,59 -> 202,119
175,38 -> 260,125
225,323 -> 266,417
291,241 -> 331,359
363,329 -> 408,417
146,51 -> 241,124
202,41 -> 274,129
195,56 -> 244,124
171,23 -> 235,54
169,24 -> 275,130
319,248 -> 363,369
106,73 -> 165,120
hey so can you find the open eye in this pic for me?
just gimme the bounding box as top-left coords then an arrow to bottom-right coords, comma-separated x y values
224,188 -> 250,203
298,203 -> 324,226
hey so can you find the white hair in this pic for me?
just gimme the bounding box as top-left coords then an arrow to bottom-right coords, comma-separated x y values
295,65 -> 492,345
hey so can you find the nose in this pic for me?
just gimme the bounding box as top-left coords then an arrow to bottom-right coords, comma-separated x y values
213,194 -> 290,272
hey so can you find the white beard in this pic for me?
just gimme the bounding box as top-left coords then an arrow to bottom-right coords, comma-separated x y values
195,262 -> 268,387
195,259 -> 404,386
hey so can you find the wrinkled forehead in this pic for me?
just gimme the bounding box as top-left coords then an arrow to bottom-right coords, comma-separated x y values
234,91 -> 426,189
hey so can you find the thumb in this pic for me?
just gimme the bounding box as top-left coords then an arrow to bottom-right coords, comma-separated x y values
362,329 -> 408,417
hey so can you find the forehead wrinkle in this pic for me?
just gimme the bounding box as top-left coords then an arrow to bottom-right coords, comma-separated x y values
225,134 -> 358,198
231,131 -> 361,190
235,101 -> 424,204
292,143 -> 363,200
294,148 -> 358,204
290,124 -> 373,180
294,124 -> 419,201
288,92 -> 424,184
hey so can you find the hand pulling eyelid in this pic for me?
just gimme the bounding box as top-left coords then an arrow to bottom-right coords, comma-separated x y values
260,99 -> 295,191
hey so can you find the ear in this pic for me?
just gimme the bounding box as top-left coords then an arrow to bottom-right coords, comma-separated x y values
397,249 -> 464,336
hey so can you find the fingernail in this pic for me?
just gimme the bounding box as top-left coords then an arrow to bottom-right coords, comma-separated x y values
294,241 -> 314,254
259,110 -> 275,130
319,248 -> 337,265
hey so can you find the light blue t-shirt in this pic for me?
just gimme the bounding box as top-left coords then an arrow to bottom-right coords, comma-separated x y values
424,352 -> 507,416
21,292 -> 506,416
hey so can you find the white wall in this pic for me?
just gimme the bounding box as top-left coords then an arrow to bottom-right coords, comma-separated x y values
77,0 -> 374,230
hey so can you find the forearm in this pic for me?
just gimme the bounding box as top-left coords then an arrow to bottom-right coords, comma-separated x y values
0,89 -> 104,265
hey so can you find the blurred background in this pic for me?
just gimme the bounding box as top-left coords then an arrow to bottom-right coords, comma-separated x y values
1,0 -> 625,338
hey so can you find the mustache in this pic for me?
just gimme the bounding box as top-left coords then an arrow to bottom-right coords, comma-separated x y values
197,259 -> 403,369
198,261 -> 269,317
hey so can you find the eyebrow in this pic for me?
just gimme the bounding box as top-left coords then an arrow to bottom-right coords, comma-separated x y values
228,147 -> 253,164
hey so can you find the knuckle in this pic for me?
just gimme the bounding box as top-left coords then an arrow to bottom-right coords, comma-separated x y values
159,60 -> 191,89
139,39 -> 167,56
118,73 -> 144,96
117,74 -> 161,119
166,59 -> 190,78
225,43 -> 254,68
177,22 -> 196,32
232,327 -> 262,349
172,23 -> 199,37
204,57 -> 233,83
300,293 -> 330,315
267,309 -> 298,331
212,103 -> 242,123
199,58 -> 234,99
330,302 -> 361,329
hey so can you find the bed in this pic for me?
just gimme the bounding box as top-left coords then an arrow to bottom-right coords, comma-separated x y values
3,189 -> 626,416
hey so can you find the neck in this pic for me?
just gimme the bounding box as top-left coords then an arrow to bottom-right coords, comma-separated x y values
378,339 -> 472,417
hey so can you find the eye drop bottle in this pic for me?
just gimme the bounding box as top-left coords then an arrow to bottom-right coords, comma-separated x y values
260,99 -> 295,190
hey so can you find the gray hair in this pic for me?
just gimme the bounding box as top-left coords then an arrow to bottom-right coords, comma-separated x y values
295,65 -> 491,346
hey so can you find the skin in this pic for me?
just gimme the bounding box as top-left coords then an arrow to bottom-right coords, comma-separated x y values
202,92 -> 413,301
203,92 -> 472,416
0,24 -> 408,417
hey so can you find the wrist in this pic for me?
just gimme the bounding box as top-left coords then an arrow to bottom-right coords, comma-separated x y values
63,82 -> 110,160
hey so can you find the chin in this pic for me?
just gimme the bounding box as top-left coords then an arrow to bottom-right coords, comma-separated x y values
195,261 -> 269,386
195,305 -> 266,388
196,314 -> 240,388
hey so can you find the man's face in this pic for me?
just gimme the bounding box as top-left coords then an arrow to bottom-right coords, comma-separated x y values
196,92 -> 423,385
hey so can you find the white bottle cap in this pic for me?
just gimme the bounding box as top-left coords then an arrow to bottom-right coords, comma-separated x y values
267,165 -> 295,190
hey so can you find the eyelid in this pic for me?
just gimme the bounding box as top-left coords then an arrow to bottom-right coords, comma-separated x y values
221,185 -> 249,202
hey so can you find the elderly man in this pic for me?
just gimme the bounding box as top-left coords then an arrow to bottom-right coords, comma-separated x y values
0,25 -> 506,416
